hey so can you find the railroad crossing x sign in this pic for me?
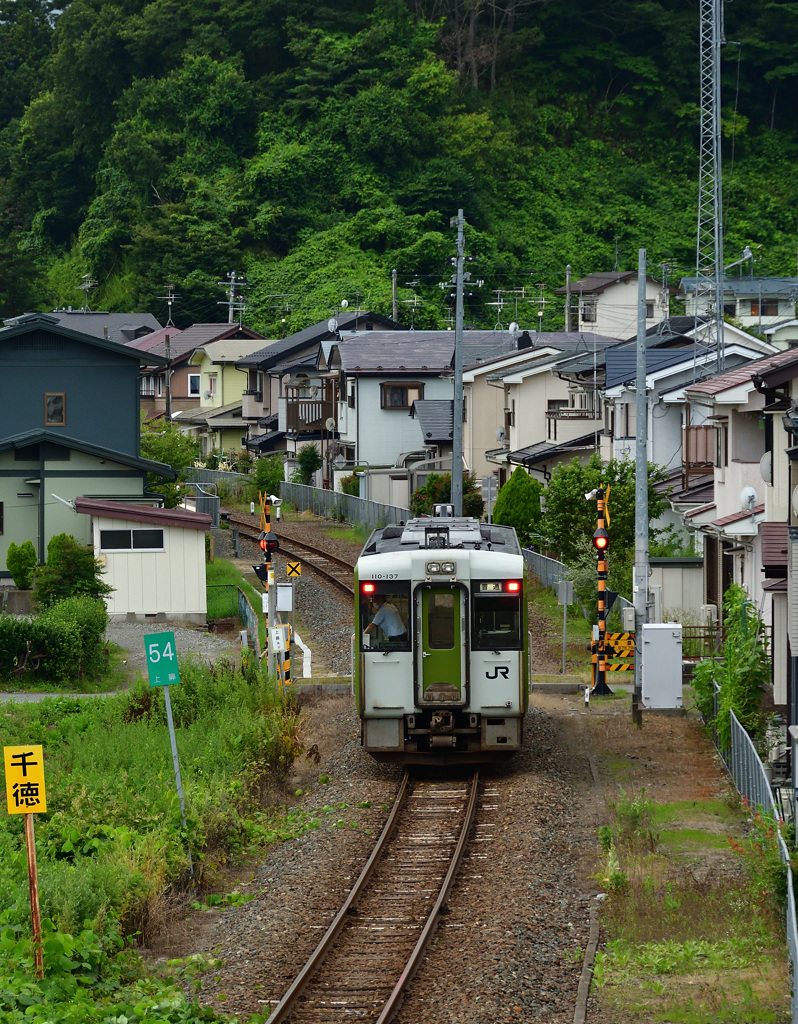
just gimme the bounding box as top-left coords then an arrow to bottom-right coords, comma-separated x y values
4,745 -> 46,815
286,562 -> 301,577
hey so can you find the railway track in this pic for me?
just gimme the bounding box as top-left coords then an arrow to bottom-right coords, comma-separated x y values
268,770 -> 480,1024
226,513 -> 355,597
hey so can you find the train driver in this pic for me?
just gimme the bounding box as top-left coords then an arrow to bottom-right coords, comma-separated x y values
364,594 -> 407,642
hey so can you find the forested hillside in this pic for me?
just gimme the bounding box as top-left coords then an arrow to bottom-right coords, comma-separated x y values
1,0 -> 797,335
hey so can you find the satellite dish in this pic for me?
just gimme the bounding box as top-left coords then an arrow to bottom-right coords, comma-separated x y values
340,299 -> 349,308
760,451 -> 772,485
325,417 -> 336,431
509,321 -> 519,333
739,485 -> 758,512
327,317 -> 339,333
495,427 -> 506,442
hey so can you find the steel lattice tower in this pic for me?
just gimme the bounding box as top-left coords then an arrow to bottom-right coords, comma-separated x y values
695,0 -> 725,374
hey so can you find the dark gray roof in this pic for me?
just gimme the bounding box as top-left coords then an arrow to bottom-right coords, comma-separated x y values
237,312 -> 401,370
558,328 -> 693,378
337,331 -> 527,374
7,310 -> 164,344
0,429 -> 176,478
605,346 -> 759,390
412,400 -> 453,442
679,276 -> 798,298
506,432 -> 600,467
0,313 -> 168,365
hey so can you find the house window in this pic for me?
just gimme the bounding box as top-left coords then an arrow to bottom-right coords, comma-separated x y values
0,501 -> 3,534
504,401 -> 515,431
188,373 -> 201,397
715,424 -> 728,468
208,376 -> 217,396
380,382 -> 423,409
44,393 -> 65,426
99,528 -> 165,551
581,299 -> 597,323
547,400 -> 567,441
723,303 -> 736,316
646,301 -> 654,319
347,380 -> 356,409
751,301 -> 779,317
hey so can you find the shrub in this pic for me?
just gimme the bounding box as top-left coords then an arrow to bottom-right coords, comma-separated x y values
251,454 -> 284,501
410,472 -> 484,518
294,442 -> 322,485
492,467 -> 543,546
31,537 -> 113,609
339,472 -> 361,497
39,597 -> 108,679
6,540 -> 38,589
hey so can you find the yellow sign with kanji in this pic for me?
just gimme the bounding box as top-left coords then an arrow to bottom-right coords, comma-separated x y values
4,745 -> 46,815
286,562 -> 301,577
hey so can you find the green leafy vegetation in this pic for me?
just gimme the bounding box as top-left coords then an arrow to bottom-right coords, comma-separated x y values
691,584 -> 771,749
595,788 -> 791,1022
0,3 -> 796,328
139,415 -> 202,509
0,597 -> 109,684
409,471 -> 483,518
5,540 -> 37,590
491,466 -> 542,545
31,536 -> 113,609
0,655 -> 302,1023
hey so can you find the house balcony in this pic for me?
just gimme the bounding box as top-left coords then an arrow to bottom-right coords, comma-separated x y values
556,407 -> 598,419
285,399 -> 336,435
243,389 -> 263,402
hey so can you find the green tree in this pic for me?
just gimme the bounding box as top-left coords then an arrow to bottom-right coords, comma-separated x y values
139,415 -> 200,508
252,454 -> 284,501
31,536 -> 113,609
409,472 -> 484,518
540,454 -> 667,564
491,467 -> 543,546
294,442 -> 323,485
6,540 -> 38,589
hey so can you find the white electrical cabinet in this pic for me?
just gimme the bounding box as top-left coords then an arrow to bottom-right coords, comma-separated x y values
641,624 -> 683,709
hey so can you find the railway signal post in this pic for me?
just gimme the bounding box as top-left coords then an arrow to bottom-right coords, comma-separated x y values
258,492 -> 279,677
591,488 -> 613,696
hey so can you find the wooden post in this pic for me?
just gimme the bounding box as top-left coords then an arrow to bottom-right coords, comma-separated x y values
24,814 -> 43,979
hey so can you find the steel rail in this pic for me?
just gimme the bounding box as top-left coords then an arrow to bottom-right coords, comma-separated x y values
267,770 -> 411,1023
376,768 -> 481,1023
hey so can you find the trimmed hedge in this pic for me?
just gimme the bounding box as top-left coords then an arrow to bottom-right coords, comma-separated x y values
0,597 -> 108,683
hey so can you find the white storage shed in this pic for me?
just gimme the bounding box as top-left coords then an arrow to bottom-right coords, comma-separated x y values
75,498 -> 211,623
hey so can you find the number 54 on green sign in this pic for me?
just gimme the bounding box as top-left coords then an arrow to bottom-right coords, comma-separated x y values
144,632 -> 181,687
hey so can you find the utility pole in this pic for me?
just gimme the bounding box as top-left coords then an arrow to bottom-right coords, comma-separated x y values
565,265 -> 572,332
392,268 -> 398,323
217,271 -> 248,325
633,250 -> 649,728
165,333 -> 172,421
450,210 -> 465,516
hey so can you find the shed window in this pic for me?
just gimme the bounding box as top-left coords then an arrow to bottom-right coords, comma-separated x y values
100,528 -> 165,551
44,393 -> 65,426
381,382 -> 423,409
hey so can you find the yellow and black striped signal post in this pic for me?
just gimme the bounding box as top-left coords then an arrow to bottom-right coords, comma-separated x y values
591,488 -> 613,696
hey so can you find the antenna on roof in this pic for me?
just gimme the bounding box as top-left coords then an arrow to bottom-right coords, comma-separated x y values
158,284 -> 181,327
77,274 -> 97,313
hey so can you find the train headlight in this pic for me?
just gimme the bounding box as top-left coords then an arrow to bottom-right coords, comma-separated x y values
426,560 -> 456,575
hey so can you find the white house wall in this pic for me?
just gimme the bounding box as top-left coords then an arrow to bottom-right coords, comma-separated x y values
91,514 -> 207,622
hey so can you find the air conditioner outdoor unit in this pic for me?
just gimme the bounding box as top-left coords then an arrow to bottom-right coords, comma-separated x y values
701,604 -> 718,624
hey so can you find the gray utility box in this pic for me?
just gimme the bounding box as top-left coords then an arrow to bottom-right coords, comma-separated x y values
641,624 -> 683,709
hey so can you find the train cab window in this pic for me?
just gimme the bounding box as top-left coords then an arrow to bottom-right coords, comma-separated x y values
472,586 -> 522,650
359,584 -> 410,651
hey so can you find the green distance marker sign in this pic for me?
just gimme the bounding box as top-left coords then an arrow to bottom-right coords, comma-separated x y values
144,631 -> 181,687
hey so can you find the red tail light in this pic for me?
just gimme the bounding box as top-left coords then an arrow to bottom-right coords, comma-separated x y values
506,580 -> 521,593
362,582 -> 376,594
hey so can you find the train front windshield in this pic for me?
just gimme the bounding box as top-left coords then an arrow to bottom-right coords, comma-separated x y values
472,582 -> 523,650
359,584 -> 411,651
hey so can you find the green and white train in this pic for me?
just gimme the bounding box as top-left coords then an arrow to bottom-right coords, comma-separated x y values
354,512 -> 529,764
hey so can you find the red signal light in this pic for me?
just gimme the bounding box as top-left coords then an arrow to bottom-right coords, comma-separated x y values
592,528 -> 609,551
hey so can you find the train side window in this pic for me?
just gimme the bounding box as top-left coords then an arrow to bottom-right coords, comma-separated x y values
472,595 -> 522,650
360,585 -> 410,651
